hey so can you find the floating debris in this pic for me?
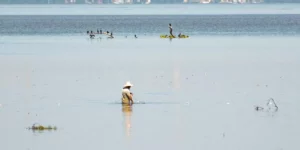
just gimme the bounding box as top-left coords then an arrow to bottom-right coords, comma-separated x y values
255,98 -> 278,112
254,106 -> 264,111
266,98 -> 278,112
27,124 -> 57,131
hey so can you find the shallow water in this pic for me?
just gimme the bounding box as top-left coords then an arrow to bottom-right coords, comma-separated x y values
1,4 -> 300,150
1,35 -> 300,150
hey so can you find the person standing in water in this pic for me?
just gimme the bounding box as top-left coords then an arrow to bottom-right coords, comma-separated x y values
169,23 -> 174,37
110,32 -> 114,38
122,81 -> 134,105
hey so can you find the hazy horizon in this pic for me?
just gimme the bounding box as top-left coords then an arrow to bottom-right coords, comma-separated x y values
0,0 -> 299,4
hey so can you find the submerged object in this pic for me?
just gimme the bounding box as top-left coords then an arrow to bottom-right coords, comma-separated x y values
254,98 -> 279,112
266,98 -> 278,112
254,106 -> 264,111
160,34 -> 189,39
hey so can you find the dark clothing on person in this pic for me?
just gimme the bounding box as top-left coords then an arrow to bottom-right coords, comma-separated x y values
169,24 -> 174,37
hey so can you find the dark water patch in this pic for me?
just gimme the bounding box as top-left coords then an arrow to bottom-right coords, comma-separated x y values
0,14 -> 300,36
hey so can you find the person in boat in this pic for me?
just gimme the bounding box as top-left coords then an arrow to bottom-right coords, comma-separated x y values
110,32 -> 114,38
121,81 -> 134,105
169,23 -> 174,37
134,35 -> 137,38
87,30 -> 89,34
97,29 -> 99,34
100,29 -> 102,34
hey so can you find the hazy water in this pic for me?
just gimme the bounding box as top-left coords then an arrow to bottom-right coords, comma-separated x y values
1,4 -> 300,150
1,14 -> 300,36
1,4 -> 300,15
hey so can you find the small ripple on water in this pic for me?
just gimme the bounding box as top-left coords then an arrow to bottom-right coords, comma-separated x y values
106,101 -> 179,105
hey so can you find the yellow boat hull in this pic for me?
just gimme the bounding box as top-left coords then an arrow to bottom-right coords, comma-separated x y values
160,35 -> 189,39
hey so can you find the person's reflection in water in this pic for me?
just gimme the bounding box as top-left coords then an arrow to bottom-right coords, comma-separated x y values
122,103 -> 133,137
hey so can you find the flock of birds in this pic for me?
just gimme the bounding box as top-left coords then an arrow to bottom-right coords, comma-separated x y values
86,29 -> 189,39
87,29 -> 138,39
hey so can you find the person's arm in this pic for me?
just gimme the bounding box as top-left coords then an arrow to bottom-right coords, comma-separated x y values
128,92 -> 133,104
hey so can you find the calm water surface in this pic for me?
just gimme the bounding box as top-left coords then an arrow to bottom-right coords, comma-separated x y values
1,15 -> 300,36
0,4 -> 300,150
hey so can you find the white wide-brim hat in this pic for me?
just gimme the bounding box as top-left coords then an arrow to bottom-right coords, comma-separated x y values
123,81 -> 133,87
